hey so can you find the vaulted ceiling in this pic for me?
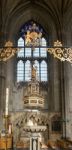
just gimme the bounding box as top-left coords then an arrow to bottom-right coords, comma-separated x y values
0,0 -> 72,45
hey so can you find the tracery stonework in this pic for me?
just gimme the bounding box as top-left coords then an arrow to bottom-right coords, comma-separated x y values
10,112 -> 61,146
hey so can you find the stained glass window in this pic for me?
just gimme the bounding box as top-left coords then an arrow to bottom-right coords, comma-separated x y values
17,22 -> 48,82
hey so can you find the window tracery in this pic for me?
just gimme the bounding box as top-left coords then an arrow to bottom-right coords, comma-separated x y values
17,22 -> 48,83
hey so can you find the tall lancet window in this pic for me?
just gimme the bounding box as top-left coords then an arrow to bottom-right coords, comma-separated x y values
17,38 -> 24,57
25,61 -> 31,81
17,21 -> 48,82
17,60 -> 24,82
41,61 -> 47,81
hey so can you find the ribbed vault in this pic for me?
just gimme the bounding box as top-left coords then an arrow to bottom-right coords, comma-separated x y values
0,0 -> 72,45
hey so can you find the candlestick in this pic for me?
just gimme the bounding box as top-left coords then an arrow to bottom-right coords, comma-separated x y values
5,88 -> 9,116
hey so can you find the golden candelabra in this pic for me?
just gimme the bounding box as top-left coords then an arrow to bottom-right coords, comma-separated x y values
4,114 -> 10,131
5,115 -> 9,150
3,114 -> 10,150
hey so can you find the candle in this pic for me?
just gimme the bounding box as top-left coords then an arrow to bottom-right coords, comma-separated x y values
9,124 -> 12,134
5,88 -> 9,116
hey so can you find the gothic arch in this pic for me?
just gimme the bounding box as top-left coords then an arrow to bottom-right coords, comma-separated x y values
3,4 -> 58,44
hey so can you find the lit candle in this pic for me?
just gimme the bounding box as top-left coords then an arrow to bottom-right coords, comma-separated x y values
5,88 -> 9,116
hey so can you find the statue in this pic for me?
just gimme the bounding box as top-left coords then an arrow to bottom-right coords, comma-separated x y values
32,65 -> 36,79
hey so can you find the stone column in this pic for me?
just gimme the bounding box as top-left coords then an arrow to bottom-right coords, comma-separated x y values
0,62 -> 6,112
30,133 -> 40,150
0,62 -> 6,129
60,62 -> 66,138
63,62 -> 72,139
30,138 -> 32,150
38,138 -> 40,150
60,26 -> 72,139
53,59 -> 61,111
48,55 -> 61,111
5,57 -> 16,112
60,61 -> 72,139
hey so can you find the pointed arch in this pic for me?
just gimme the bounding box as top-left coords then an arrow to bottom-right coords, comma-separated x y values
40,38 -> 47,57
17,21 -> 48,82
17,60 -> 24,82
41,37 -> 46,46
25,60 -> 31,81
17,38 -> 24,57
41,61 -> 47,81
18,37 -> 24,46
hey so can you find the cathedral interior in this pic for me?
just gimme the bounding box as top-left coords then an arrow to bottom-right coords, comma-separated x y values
0,0 -> 72,149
